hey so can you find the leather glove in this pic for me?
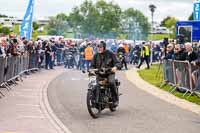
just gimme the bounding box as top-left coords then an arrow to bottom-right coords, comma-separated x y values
111,66 -> 117,73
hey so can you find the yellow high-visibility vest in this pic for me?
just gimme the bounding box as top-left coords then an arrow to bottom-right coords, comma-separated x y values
144,45 -> 150,56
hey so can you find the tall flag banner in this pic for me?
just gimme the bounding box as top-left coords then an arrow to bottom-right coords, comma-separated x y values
20,0 -> 35,40
194,0 -> 200,20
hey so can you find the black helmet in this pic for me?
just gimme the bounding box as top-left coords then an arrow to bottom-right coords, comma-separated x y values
99,41 -> 106,49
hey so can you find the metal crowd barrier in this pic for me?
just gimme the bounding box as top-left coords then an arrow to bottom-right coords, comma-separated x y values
163,59 -> 175,85
190,65 -> 200,94
0,57 -> 6,96
0,53 -> 41,97
56,50 -> 64,65
0,51 -> 65,98
0,57 -> 5,85
29,53 -> 39,70
6,56 -> 15,81
163,60 -> 200,98
173,61 -> 192,95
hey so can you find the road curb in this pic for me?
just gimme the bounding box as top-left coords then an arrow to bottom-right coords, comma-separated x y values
39,69 -> 72,133
126,68 -> 200,116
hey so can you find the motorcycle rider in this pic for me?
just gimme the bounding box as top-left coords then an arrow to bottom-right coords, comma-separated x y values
117,44 -> 128,70
90,41 -> 121,107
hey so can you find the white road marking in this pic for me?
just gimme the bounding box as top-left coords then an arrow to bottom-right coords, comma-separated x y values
11,94 -> 38,98
17,115 -> 45,119
71,78 -> 81,81
16,104 -> 40,107
14,89 -> 40,92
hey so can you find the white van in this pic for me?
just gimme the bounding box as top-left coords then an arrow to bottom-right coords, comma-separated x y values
156,27 -> 168,34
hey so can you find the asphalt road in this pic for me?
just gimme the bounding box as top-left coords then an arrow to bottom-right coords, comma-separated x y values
47,69 -> 200,133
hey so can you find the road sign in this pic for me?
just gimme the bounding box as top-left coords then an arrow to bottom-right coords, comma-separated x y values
176,21 -> 200,42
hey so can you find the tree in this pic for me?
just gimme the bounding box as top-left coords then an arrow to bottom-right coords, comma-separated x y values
95,0 -> 122,37
0,14 -> 8,18
47,13 -> 69,36
68,7 -> 83,34
121,8 -> 150,40
0,27 -> 10,35
33,22 -> 40,31
56,13 -> 68,21
67,0 -> 150,39
68,0 -> 122,38
165,17 -> 178,38
160,16 -> 171,27
79,0 -> 99,37
188,13 -> 193,20
68,0 -> 97,38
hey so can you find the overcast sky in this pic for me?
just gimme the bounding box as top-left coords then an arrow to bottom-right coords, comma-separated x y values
0,0 -> 193,22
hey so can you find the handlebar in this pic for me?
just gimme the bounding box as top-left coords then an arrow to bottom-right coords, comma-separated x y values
88,68 -> 113,76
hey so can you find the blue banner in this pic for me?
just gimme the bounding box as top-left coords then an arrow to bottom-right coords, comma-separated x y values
194,0 -> 200,20
20,0 -> 34,40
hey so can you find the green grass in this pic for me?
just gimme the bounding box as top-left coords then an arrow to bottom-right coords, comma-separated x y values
12,24 -> 48,39
64,32 -> 74,38
138,64 -> 200,105
31,25 -> 49,39
13,24 -> 20,35
148,33 -> 170,41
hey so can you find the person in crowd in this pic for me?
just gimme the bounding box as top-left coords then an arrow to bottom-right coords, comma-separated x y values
50,40 -> 57,67
162,43 -> 174,83
163,43 -> 174,60
10,38 -> 20,56
132,45 -> 141,65
45,42 -> 53,69
79,42 -> 86,72
185,42 -> 198,62
27,40 -> 37,69
191,45 -> 200,90
128,44 -> 135,65
174,44 -> 187,61
84,42 -> 93,72
110,42 -> 118,53
55,40 -> 63,66
123,42 -> 129,63
137,42 -> 150,69
117,44 -> 128,70
36,40 -> 44,69
1,38 -> 8,55
0,40 -> 6,58
123,42 -> 129,55
173,44 -> 188,92
153,44 -> 161,62
60,39 -> 66,63
69,42 -> 78,68
63,44 -> 75,69
17,39 -> 25,55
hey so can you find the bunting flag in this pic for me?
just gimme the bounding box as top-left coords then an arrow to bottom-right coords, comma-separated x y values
20,0 -> 35,40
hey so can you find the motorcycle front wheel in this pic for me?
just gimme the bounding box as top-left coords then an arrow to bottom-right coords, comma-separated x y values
109,106 -> 116,112
86,90 -> 101,119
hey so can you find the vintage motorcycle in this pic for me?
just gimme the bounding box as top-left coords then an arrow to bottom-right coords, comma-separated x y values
64,51 -> 75,69
86,68 -> 121,118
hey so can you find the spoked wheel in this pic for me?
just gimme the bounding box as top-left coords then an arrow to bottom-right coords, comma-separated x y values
86,90 -> 101,119
109,106 -> 116,112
